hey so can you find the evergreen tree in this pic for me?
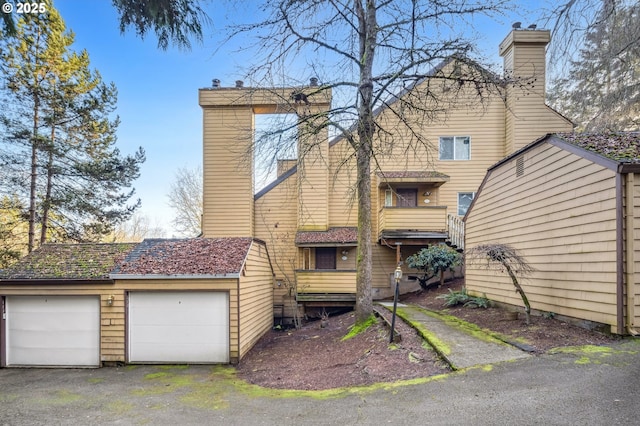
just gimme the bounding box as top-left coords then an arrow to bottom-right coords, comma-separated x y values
0,2 -> 145,251
548,1 -> 640,131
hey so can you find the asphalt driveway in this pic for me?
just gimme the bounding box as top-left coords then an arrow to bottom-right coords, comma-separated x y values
1,340 -> 639,425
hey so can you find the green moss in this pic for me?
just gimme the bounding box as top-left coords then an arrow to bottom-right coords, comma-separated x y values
87,377 -> 104,384
342,314 -> 376,341
35,389 -> 82,405
401,305 -> 523,347
106,400 -> 134,414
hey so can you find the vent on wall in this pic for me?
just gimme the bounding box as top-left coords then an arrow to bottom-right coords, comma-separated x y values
516,156 -> 525,177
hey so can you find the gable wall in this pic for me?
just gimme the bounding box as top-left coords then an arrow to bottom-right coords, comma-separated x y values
253,173 -> 299,315
465,142 -> 619,328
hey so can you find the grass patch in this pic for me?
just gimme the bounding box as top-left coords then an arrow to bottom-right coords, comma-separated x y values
342,314 -> 377,341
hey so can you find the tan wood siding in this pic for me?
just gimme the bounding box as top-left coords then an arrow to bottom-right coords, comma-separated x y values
500,30 -> 573,153
202,107 -> 254,237
297,110 -> 329,230
295,270 -> 356,293
379,207 -> 448,233
237,242 -> 274,358
629,173 -> 640,331
465,142 -> 619,329
254,172 -> 299,299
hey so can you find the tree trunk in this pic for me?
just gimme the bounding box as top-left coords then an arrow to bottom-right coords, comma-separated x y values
504,262 -> 531,324
353,0 -> 377,324
28,104 -> 38,253
40,128 -> 55,244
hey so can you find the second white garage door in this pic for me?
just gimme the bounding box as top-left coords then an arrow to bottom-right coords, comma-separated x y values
128,291 -> 229,363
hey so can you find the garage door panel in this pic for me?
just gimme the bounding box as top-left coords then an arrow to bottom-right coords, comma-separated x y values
128,292 -> 229,363
6,296 -> 100,367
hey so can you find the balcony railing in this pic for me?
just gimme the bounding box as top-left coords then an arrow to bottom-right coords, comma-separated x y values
447,214 -> 465,250
295,270 -> 356,294
378,206 -> 448,235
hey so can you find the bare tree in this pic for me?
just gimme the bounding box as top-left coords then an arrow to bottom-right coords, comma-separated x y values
167,166 -> 202,237
108,212 -> 166,242
466,243 -> 534,324
229,0 -> 510,324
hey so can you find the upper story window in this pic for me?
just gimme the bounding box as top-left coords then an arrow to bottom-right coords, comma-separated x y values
439,136 -> 470,160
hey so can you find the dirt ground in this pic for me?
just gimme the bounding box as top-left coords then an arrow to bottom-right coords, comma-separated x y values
237,279 -> 619,390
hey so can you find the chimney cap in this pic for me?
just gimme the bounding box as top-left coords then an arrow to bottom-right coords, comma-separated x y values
235,80 -> 244,88
512,22 -> 522,29
309,77 -> 319,86
212,78 -> 221,88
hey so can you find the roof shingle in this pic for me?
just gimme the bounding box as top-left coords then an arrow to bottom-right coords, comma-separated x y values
295,227 -> 358,245
557,132 -> 640,163
0,243 -> 136,280
115,238 -> 253,275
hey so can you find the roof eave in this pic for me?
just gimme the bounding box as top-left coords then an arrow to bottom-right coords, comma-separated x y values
109,273 -> 241,280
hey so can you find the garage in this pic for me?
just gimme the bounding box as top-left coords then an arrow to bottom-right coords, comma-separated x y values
5,295 -> 101,367
128,291 -> 229,363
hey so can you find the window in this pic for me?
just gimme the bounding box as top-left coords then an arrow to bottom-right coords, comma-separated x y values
302,248 -> 311,269
315,248 -> 336,270
458,192 -> 475,216
439,136 -> 470,160
385,189 -> 393,206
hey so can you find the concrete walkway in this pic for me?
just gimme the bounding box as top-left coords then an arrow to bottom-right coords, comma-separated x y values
377,302 -> 530,370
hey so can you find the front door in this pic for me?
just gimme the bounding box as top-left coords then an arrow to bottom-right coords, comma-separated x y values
397,188 -> 417,207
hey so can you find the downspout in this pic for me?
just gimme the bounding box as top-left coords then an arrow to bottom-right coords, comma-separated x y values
616,171 -> 624,335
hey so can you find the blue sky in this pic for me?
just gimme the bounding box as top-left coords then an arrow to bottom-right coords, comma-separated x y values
53,0 -> 550,235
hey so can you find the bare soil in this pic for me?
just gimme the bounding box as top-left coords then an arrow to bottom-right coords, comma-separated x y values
237,279 -> 619,390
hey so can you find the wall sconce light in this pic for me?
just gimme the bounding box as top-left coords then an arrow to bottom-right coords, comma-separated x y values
341,249 -> 349,261
106,295 -> 115,306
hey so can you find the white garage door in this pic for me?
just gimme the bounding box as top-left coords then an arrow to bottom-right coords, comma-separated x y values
6,296 -> 100,367
128,292 -> 229,363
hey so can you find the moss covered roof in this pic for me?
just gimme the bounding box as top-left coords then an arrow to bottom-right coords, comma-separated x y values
557,132 -> 640,163
0,243 -> 137,280
114,238 -> 254,275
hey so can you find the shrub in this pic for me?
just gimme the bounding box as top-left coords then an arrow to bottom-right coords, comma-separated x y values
436,288 -> 489,309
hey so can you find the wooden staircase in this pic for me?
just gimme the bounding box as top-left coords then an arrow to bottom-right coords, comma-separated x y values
446,214 -> 465,252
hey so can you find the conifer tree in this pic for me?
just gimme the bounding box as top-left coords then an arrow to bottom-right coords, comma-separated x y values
0,3 -> 145,251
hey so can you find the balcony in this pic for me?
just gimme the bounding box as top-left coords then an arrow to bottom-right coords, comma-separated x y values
378,206 -> 448,241
295,270 -> 357,300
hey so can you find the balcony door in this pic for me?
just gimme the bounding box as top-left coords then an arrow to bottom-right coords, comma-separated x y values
396,188 -> 417,207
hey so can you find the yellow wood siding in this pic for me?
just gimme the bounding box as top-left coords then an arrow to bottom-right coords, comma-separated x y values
465,142 -> 619,328
629,173 -> 640,331
254,172 -> 299,296
202,106 -> 254,237
379,206 -> 448,233
295,270 -> 356,293
1,279 -> 241,363
237,242 -> 274,358
298,108 -> 329,230
499,30 -> 573,153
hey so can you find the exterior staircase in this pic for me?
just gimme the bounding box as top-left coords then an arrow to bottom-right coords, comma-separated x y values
446,214 -> 465,252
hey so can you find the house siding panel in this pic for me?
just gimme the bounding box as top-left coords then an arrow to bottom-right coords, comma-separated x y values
465,142 -> 618,328
202,107 -> 254,237
237,242 -> 274,358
